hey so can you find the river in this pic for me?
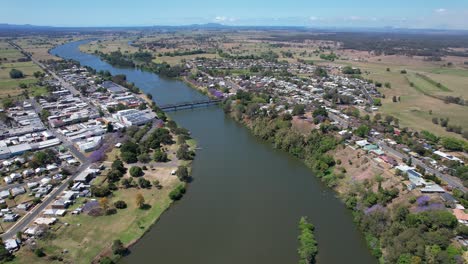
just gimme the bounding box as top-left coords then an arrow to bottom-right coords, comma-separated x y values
50,40 -> 376,264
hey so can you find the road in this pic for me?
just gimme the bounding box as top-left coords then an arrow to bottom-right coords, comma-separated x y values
9,41 -> 81,97
371,138 -> 467,192
0,43 -> 91,239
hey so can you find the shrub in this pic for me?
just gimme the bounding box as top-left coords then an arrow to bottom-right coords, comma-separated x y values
112,240 -> 128,256
169,184 -> 186,200
34,248 -> 46,257
9,68 -> 24,79
114,200 -> 127,209
129,166 -> 144,177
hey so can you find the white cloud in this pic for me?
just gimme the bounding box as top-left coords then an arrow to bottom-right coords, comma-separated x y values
348,16 -> 362,21
309,16 -> 319,21
214,16 -> 236,23
435,8 -> 447,14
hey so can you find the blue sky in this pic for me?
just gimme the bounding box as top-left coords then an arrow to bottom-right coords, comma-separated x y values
3,0 -> 468,29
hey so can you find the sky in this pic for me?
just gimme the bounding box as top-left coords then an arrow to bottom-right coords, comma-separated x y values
3,0 -> 468,29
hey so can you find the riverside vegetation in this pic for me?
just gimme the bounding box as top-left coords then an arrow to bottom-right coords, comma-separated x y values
222,90 -> 466,263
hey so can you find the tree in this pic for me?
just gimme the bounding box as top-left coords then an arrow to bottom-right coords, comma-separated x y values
34,248 -> 46,257
111,160 -> 126,173
312,107 -> 328,118
33,71 -> 44,78
176,143 -> 194,160
136,193 -> 145,209
107,123 -> 114,133
176,166 -> 189,182
297,217 -> 317,264
112,239 -> 128,256
138,177 -> 151,188
129,166 -> 144,177
1,98 -> 14,109
169,184 -> 186,200
153,149 -> 168,162
121,178 -> 133,189
0,241 -> 12,261
114,200 -> 127,209
137,153 -> 150,163
355,125 -> 371,137
292,104 -> 306,116
9,68 -> 24,79
441,137 -> 465,151
121,151 -> 137,163
99,197 -> 109,211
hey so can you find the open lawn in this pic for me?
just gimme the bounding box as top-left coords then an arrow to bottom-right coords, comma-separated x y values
327,57 -> 468,140
13,36 -> 83,61
80,38 -> 139,54
0,41 -> 46,103
12,175 -> 180,264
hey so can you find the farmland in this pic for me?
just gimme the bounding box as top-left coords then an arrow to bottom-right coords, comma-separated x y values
0,41 -> 45,103
78,31 -> 468,140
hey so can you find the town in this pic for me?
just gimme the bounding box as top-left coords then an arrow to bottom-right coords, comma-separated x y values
0,48 -> 195,262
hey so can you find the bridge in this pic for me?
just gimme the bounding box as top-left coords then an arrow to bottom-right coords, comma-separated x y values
159,99 -> 222,111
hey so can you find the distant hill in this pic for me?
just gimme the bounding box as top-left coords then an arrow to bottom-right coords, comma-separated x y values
0,23 -> 467,35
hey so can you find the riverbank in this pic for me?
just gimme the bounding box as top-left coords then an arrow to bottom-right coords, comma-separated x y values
9,53 -> 197,263
46,39 -> 378,264
221,94 -> 466,263
12,130 -> 196,264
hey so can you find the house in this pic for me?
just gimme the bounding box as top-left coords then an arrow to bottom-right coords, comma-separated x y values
51,200 -> 68,209
453,209 -> 468,225
43,209 -> 66,216
10,186 -> 26,197
421,184 -> 445,193
22,169 -> 34,177
34,217 -> 57,225
0,190 -> 10,199
24,225 -> 46,237
440,193 -> 458,208
380,155 -> 398,167
46,164 -> 58,171
3,176 -> 12,185
3,214 -> 19,222
74,167 -> 97,183
408,174 -> 426,188
395,165 -> 415,173
355,139 -> 369,147
407,169 -> 423,178
434,151 -> 464,164
17,203 -> 31,211
4,239 -> 19,251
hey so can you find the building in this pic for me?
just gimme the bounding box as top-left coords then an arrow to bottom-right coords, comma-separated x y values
453,209 -> 468,225
421,184 -> 445,193
4,239 -> 19,251
112,109 -> 155,127
76,136 -> 102,152
101,81 -> 127,94
10,186 -> 26,197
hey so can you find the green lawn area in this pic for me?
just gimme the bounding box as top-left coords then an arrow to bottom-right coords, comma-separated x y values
0,41 -> 46,102
12,178 -> 180,264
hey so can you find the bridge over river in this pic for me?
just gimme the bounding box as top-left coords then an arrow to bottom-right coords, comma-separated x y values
159,98 -> 222,111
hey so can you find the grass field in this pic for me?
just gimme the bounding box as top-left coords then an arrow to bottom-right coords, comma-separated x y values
323,57 -> 468,139
13,36 -> 82,62
0,41 -> 46,103
12,174 -> 181,264
80,38 -> 139,54
77,33 -> 468,140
